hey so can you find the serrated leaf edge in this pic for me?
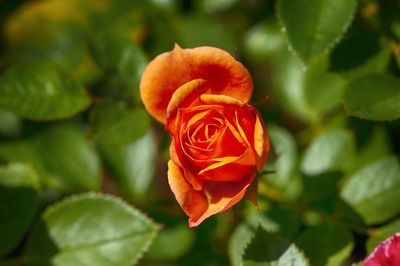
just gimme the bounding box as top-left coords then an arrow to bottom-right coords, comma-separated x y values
43,192 -> 160,266
276,0 -> 358,68
239,225 -> 311,266
238,225 -> 259,266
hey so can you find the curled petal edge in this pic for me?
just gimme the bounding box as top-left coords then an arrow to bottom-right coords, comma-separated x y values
167,160 -> 255,227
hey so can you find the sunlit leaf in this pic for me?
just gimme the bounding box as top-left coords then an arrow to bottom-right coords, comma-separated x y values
25,193 -> 159,266
242,227 -> 310,266
32,124 -> 101,191
301,129 -> 355,176
100,131 -> 156,202
278,0 -> 357,65
229,205 -> 302,266
0,63 -> 90,120
0,124 -> 100,192
341,156 -> 400,225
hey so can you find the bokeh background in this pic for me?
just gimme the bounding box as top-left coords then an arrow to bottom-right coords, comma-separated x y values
0,0 -> 400,265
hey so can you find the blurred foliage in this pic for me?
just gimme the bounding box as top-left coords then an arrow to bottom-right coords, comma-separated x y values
0,0 -> 399,265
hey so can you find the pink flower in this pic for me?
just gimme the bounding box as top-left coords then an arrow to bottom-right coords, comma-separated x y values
364,233 -> 400,266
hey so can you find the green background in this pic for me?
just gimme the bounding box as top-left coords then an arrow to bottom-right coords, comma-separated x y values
0,0 -> 399,265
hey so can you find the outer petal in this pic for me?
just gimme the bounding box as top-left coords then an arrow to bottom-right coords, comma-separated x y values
167,160 -> 208,223
189,173 -> 256,227
168,160 -> 256,227
254,112 -> 269,172
165,79 -> 208,133
140,44 -> 253,123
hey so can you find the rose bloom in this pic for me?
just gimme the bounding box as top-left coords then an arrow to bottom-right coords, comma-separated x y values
364,233 -> 400,266
140,44 -> 269,227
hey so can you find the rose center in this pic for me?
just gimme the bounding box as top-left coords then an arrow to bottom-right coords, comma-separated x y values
193,123 -> 219,142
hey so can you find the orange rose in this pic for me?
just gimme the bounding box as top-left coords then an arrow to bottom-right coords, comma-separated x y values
140,45 -> 269,227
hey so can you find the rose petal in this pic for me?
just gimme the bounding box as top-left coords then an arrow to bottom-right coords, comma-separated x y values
254,113 -> 269,172
189,173 -> 256,227
200,94 -> 245,107
364,233 -> 400,266
168,160 -> 255,227
170,141 -> 203,191
167,160 -> 208,222
140,44 -> 253,123
196,137 -> 255,182
166,79 -> 208,126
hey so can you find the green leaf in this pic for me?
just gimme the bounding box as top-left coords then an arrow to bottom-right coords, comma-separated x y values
90,33 -> 148,102
32,124 -> 101,191
0,110 -> 21,138
0,140 -> 48,179
330,25 -> 390,80
229,222 -> 255,266
174,15 -> 236,54
264,125 -> 302,201
100,131 -> 156,202
341,156 -> 400,225
301,129 -> 355,175
278,0 -> 357,65
0,63 -> 90,120
229,205 -> 302,266
366,219 -> 400,253
25,193 -> 159,266
145,224 -> 195,261
302,172 -> 342,202
266,125 -> 298,185
295,222 -> 354,266
303,58 -> 346,115
0,163 -> 40,257
248,22 -> 345,124
306,198 -> 365,233
196,0 -> 239,12
344,73 -> 400,121
90,100 -> 150,146
0,124 -> 100,192
242,227 -> 309,266
329,19 -> 390,76
243,20 -> 286,63
353,126 -> 391,172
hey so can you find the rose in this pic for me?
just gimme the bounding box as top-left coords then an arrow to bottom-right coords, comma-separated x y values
165,79 -> 269,227
140,45 -> 269,227
363,233 -> 400,266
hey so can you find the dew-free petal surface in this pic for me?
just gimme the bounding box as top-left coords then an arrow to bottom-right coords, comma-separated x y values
140,45 -> 253,123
